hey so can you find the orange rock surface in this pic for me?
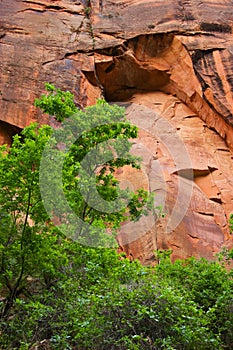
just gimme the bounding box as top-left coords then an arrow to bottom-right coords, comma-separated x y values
1,0 -> 233,262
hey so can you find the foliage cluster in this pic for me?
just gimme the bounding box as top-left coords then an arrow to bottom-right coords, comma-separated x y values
1,248 -> 233,350
0,84 -> 233,349
229,213 -> 233,234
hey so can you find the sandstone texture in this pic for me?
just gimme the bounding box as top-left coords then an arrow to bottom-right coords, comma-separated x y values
1,0 -> 233,263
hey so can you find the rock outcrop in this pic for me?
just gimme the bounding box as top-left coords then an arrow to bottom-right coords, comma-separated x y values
1,0 -> 233,263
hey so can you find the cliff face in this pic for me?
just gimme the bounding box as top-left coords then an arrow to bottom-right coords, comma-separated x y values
1,0 -> 233,263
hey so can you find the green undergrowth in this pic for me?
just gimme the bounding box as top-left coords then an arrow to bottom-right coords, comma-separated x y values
1,247 -> 233,349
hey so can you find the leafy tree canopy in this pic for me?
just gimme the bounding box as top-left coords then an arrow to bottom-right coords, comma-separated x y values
0,83 -> 153,319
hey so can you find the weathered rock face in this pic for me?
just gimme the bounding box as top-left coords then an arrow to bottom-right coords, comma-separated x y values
117,93 -> 233,263
1,0 -> 233,263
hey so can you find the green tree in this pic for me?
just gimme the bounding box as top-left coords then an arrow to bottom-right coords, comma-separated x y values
0,124 -> 57,318
36,83 -> 154,245
0,84 -> 153,318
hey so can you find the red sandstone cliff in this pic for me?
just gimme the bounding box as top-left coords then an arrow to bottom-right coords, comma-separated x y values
1,0 -> 233,263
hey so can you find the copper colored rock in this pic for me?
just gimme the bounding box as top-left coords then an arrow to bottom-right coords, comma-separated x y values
1,0 -> 233,262
117,93 -> 233,264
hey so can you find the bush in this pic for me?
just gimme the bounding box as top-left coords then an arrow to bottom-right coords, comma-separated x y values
2,249 -> 230,349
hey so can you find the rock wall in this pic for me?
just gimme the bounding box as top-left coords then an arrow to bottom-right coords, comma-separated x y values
1,0 -> 233,262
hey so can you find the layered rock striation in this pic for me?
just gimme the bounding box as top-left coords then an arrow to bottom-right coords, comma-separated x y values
1,0 -> 233,262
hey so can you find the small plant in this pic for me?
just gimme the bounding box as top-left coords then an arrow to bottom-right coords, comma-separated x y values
229,213 -> 233,233
84,6 -> 91,15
